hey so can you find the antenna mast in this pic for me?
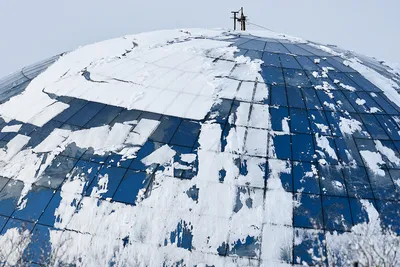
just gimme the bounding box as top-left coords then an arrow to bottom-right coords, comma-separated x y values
231,7 -> 247,31
231,10 -> 239,31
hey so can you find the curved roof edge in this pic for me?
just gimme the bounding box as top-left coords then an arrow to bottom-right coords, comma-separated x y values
0,53 -> 64,104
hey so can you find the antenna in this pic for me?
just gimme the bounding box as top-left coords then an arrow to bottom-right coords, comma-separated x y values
231,7 -> 247,31
231,10 -> 239,31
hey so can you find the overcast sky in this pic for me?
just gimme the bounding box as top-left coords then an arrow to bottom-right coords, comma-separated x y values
0,0 -> 399,77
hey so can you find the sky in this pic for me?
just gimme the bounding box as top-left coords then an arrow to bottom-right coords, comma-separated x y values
0,0 -> 399,77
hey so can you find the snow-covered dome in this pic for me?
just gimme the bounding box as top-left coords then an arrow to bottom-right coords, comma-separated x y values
0,28 -> 400,266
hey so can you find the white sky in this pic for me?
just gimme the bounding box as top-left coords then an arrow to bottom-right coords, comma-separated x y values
0,0 -> 399,77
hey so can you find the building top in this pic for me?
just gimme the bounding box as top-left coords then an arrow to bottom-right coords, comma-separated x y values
0,28 -> 400,266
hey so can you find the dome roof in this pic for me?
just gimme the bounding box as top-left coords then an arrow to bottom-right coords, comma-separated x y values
0,28 -> 400,266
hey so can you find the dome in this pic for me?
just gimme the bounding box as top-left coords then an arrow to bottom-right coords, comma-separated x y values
0,28 -> 400,266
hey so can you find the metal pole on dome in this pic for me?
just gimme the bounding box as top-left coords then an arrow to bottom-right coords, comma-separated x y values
231,10 -> 239,31
239,7 -> 247,31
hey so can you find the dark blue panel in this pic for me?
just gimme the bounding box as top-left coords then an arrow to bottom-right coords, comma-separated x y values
0,215 -> 7,232
356,92 -> 384,114
302,88 -> 322,110
36,155 -> 77,189
286,86 -> 305,108
330,90 -> 356,113
85,105 -> 123,128
150,116 -> 182,143
105,154 -> 133,169
335,137 -> 364,166
389,169 -> 400,193
66,160 -> 101,192
324,112 -> 342,137
380,94 -> 400,113
294,229 -> 326,266
270,85 -> 287,106
283,69 -> 311,87
52,98 -> 88,123
316,90 -> 337,111
38,190 -> 75,227
270,106 -> 289,131
372,94 -> 399,115
18,123 -> 37,136
367,168 -> 397,200
129,141 -> 163,171
325,57 -> 355,72
322,196 -> 353,231
1,132 -> 17,142
308,110 -> 331,136
267,160 -> 292,192
263,42 -> 290,53
234,48 -> 248,58
297,44 -> 333,56
0,180 -> 24,216
66,102 -> 105,127
394,141 -> 400,155
227,234 -> 260,258
359,114 -> 389,140
378,140 -> 400,169
12,186 -> 54,222
113,170 -> 152,205
293,162 -> 320,194
349,198 -> 376,225
23,224 -> 54,264
342,167 -> 373,199
262,52 -> 281,67
318,165 -> 347,197
80,148 -> 110,164
231,37 -> 253,47
0,140 -> 7,149
0,126 -> 9,141
170,120 -> 201,148
289,108 -> 311,134
261,66 -> 285,85
86,166 -> 127,199
270,134 -> 291,160
314,136 -> 338,165
296,56 -> 321,71
0,177 -> 9,192
306,71 -> 337,90
207,99 -> 233,124
1,218 -> 34,234
111,109 -> 142,126
138,111 -> 162,121
292,134 -> 315,161
354,138 -> 377,152
327,72 -> 359,91
238,39 -> 266,51
60,143 -> 87,159
309,57 -> 335,69
28,120 -> 62,148
281,44 -> 314,56
346,72 -> 381,92
376,200 -> 400,234
294,193 -> 323,228
376,115 -> 400,140
56,95 -> 75,104
279,54 -> 302,69
244,50 -> 263,60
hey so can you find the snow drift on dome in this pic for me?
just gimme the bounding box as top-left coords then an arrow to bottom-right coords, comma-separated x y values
0,28 -> 400,266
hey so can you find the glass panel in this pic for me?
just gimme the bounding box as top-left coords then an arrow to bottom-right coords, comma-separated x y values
66,102 -> 106,127
322,196 -> 353,231
292,134 -> 315,161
